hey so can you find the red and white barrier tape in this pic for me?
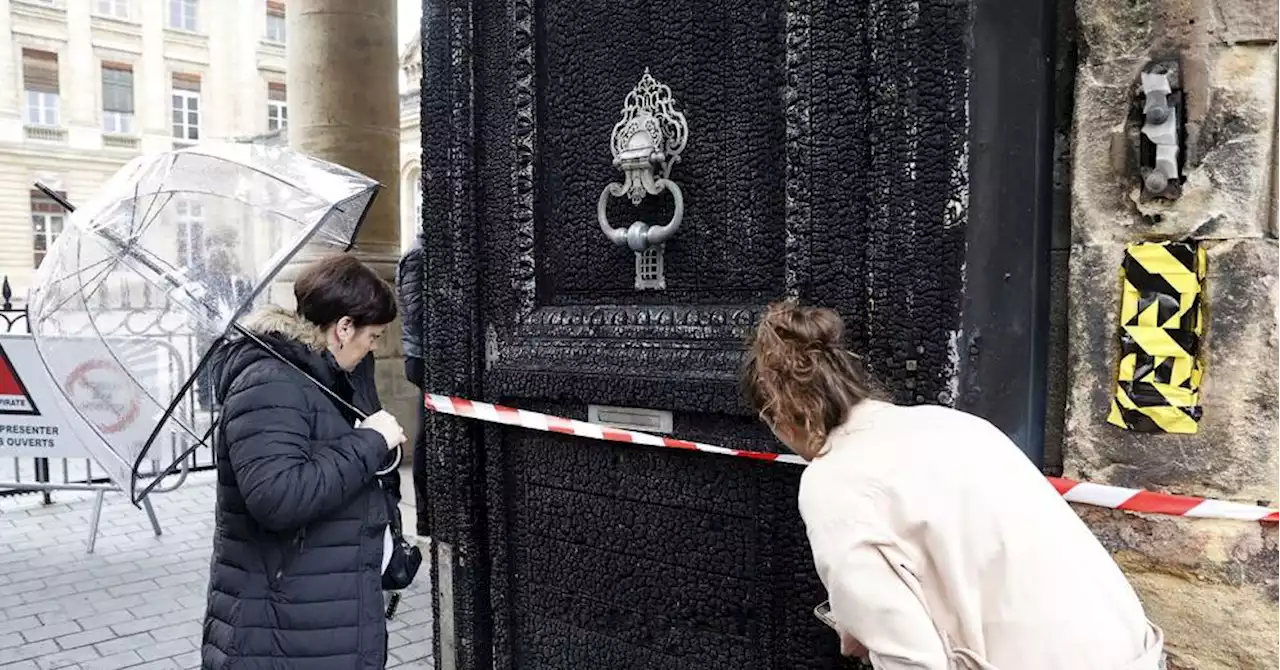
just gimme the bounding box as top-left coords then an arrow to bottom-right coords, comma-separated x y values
424,394 -> 1278,523
1049,477 -> 1278,522
425,394 -> 808,465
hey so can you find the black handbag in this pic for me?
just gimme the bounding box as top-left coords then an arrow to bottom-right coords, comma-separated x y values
380,479 -> 423,591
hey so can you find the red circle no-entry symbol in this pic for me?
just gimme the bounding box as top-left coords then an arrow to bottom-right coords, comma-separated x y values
65,359 -> 141,435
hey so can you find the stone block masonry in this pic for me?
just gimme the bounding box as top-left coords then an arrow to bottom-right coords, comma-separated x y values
1065,0 -> 1278,667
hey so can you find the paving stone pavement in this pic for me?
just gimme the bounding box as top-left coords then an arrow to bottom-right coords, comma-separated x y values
0,471 -> 434,670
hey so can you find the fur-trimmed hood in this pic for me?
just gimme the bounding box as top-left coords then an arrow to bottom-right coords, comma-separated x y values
212,304 -> 379,412
210,305 -> 341,407
239,305 -> 327,352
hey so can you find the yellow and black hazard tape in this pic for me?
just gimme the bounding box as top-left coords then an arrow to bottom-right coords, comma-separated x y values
1108,241 -> 1207,434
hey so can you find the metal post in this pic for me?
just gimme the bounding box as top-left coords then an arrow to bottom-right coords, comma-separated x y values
82,489 -> 164,554
141,495 -> 162,538
35,458 -> 51,504
86,490 -> 106,554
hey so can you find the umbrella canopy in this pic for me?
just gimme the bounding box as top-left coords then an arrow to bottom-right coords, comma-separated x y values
27,144 -> 380,502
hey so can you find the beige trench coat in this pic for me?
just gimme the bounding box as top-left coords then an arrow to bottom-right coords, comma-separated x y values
799,400 -> 1164,669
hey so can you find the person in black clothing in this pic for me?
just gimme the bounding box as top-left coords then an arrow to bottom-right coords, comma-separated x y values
196,246 -> 253,412
395,239 -> 429,537
202,254 -> 408,670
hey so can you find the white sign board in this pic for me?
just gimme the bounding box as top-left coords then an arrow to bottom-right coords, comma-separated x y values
0,334 -> 101,458
0,333 -> 176,490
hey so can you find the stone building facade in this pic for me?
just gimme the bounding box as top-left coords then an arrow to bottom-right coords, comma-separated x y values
0,0 -> 423,479
0,0 -> 290,294
1060,0 -> 1278,667
399,28 -> 422,252
283,0 -> 419,458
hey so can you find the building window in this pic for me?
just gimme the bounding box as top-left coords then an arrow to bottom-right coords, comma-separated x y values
22,49 -> 60,127
401,170 -> 422,249
168,0 -> 197,31
267,82 -> 287,132
174,199 -> 206,269
31,190 -> 66,269
96,0 -> 129,18
172,74 -> 201,142
102,63 -> 135,135
265,1 -> 286,42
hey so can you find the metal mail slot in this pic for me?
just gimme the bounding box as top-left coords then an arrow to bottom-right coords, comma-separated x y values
587,404 -> 674,434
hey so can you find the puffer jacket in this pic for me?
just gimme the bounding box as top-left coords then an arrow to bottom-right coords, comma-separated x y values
395,241 -> 429,536
396,242 -> 424,362
202,306 -> 395,670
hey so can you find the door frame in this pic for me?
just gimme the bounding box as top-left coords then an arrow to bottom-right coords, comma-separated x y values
956,0 -> 1058,468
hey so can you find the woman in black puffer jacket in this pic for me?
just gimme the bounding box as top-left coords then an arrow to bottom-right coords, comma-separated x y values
202,254 -> 407,670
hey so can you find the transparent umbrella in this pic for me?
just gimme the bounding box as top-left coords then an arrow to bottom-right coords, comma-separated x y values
26,143 -> 395,503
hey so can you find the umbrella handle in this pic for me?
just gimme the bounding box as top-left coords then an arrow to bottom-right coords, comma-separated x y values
376,445 -> 402,475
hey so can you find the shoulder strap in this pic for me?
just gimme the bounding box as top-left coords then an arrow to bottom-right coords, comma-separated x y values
233,323 -> 368,420
380,478 -> 404,534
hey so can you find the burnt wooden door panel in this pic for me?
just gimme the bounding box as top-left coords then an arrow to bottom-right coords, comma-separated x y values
420,0 -> 1055,666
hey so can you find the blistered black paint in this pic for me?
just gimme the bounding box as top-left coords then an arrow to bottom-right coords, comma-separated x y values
422,0 -> 976,666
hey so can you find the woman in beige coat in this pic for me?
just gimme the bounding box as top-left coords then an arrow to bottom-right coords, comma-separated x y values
742,301 -> 1164,669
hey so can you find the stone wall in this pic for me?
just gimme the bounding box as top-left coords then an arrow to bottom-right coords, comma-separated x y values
1065,0 -> 1278,668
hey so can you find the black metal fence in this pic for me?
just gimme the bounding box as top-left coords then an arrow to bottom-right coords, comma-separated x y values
0,274 -> 221,499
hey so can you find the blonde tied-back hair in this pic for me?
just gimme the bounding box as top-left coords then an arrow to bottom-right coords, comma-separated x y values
742,301 -> 883,459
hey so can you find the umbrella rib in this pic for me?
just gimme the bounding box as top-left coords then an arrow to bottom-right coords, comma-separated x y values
133,185 -> 173,241
41,190 -> 208,458
35,255 -> 122,319
134,423 -> 215,500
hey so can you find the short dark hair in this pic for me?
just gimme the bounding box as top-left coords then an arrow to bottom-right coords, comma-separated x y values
294,253 -> 398,328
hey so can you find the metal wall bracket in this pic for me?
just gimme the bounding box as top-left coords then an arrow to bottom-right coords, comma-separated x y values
1136,61 -> 1186,201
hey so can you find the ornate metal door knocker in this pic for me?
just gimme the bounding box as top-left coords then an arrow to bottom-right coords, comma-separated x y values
597,69 -> 687,290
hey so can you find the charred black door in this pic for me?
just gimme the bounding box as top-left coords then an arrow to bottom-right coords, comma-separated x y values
420,0 -> 1055,667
